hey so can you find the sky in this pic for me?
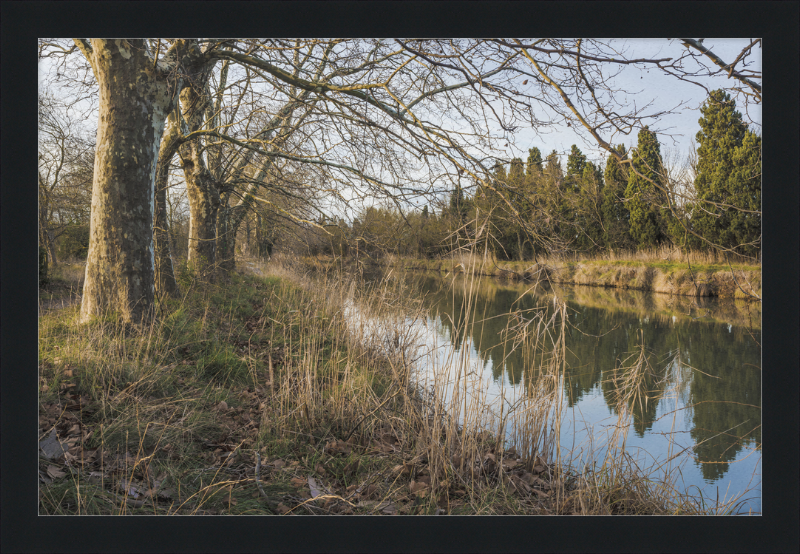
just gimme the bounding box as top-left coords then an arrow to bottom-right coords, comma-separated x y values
39,38 -> 762,216
498,38 -> 761,168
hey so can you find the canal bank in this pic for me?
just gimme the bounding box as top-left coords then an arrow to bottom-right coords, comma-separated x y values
386,257 -> 761,300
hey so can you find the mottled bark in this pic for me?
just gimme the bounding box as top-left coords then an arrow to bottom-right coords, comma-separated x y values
217,204 -> 248,271
179,83 -> 220,280
79,40 -> 175,324
153,110 -> 181,298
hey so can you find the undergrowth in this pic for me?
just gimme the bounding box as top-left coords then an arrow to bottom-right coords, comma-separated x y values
38,255 -> 756,515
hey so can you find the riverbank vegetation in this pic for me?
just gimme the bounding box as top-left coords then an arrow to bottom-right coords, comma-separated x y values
38,256 -> 755,515
36,36 -> 763,519
304,247 -> 761,300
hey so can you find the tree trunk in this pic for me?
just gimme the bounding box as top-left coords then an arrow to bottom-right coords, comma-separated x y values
216,206 -> 236,272
179,83 -> 220,280
79,40 -> 174,324
39,203 -> 59,267
45,229 -> 58,268
244,215 -> 251,257
153,110 -> 181,299
219,203 -> 253,272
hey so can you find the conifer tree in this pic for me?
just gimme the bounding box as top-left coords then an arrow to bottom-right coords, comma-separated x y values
545,150 -> 562,182
625,127 -> 669,248
573,161 -> 605,252
508,157 -> 525,185
526,147 -> 543,178
691,89 -> 761,257
566,144 -> 587,186
449,183 -> 467,223
601,145 -> 634,249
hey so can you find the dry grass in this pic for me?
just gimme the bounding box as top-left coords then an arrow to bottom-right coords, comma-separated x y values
38,253 -> 756,515
381,247 -> 761,301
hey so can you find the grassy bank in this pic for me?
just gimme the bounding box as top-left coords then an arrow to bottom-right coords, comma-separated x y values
381,251 -> 761,300
38,257 -> 753,515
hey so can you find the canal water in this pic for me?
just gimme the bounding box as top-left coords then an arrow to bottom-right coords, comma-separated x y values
374,272 -> 762,513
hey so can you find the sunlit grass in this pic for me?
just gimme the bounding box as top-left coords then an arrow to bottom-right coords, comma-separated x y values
38,253 -> 758,515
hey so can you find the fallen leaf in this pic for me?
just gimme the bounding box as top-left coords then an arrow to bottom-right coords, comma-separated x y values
39,430 -> 70,461
276,503 -> 291,515
409,480 -> 429,494
520,472 -> 536,485
314,463 -> 325,475
533,464 -> 545,474
290,477 -> 306,487
272,459 -> 285,469
63,369 -> 74,378
217,401 -> 228,412
46,465 -> 67,479
308,476 -> 323,498
381,502 -> 398,515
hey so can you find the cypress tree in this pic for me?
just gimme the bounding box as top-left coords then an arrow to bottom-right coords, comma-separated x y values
449,184 -> 467,222
573,161 -> 605,252
545,150 -> 562,181
508,157 -> 525,185
526,147 -> 543,178
692,90 -> 761,257
566,145 -> 587,179
625,127 -> 668,249
601,145 -> 633,249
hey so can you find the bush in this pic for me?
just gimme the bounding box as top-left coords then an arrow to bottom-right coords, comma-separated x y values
39,245 -> 49,286
57,224 -> 90,260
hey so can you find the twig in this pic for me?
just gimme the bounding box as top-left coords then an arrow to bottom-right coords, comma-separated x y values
344,386 -> 403,442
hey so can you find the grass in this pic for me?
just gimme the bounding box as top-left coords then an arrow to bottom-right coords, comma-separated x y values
378,247 -> 761,300
38,253 -> 757,515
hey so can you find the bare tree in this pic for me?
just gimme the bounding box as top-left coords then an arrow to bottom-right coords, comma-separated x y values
40,37 -> 762,322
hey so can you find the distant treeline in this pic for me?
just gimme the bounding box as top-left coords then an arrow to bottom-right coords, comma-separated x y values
309,90 -> 760,263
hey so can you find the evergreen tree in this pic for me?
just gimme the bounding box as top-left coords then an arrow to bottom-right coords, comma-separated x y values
566,144 -> 587,186
526,147 -> 543,178
508,157 -> 525,185
691,89 -> 761,257
625,127 -> 669,248
545,150 -> 562,182
573,161 -> 605,252
601,145 -> 634,250
421,205 -> 429,219
493,161 -> 507,183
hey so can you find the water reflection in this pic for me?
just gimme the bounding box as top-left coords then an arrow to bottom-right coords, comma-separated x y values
406,273 -> 761,488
